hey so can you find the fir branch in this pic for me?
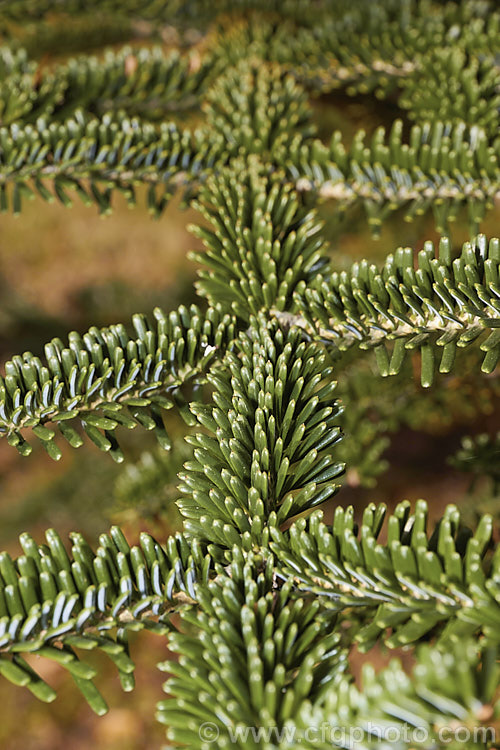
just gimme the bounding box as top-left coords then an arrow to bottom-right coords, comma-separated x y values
271,501 -> 500,650
211,9 -> 416,97
0,113 -> 226,215
288,233 -> 500,386
0,47 -> 67,126
177,319 -> 344,546
0,526 -> 205,713
190,159 -> 328,319
295,640 -> 499,749
157,547 -> 348,747
0,304 -> 236,458
398,48 -> 500,138
0,62 -> 316,216
58,46 -> 212,120
204,61 -> 315,155
0,45 -> 212,127
211,2 -> 500,99
2,67 -> 498,235
287,120 -> 500,236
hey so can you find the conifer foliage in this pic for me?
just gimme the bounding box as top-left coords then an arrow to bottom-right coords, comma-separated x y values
0,1 -> 499,747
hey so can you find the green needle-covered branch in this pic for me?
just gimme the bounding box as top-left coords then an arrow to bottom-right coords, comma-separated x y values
157,547 -> 347,748
204,61 -> 315,155
0,304 -> 236,458
271,500 -> 500,650
1,52 -> 498,236
0,113 -> 229,215
190,160 -> 328,318
398,47 -> 500,138
212,2 -> 500,103
295,640 -> 499,749
288,234 -> 500,386
0,45 -> 213,126
0,62 -> 314,216
177,319 -> 344,545
288,120 -> 500,235
0,47 -> 66,126
0,526 -> 207,713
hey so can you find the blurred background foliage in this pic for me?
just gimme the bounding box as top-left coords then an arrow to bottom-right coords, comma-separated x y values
0,9 -> 499,750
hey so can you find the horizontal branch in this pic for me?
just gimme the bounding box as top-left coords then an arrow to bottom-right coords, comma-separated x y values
0,525 -> 206,712
0,304 -> 236,458
0,45 -> 212,127
286,120 -> 500,235
0,64 -> 498,236
214,2 -> 500,102
287,233 -> 500,386
271,500 -> 500,649
0,113 -> 229,215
